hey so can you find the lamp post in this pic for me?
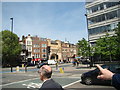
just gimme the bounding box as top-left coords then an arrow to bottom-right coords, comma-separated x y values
85,14 -> 93,67
10,18 -> 13,32
10,18 -> 13,72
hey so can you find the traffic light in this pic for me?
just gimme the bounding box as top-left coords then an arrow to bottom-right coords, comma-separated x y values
47,46 -> 51,53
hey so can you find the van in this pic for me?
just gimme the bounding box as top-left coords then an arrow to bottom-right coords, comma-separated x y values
48,60 -> 57,65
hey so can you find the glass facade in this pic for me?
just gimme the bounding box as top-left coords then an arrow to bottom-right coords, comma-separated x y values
86,1 -> 120,36
87,2 -> 119,14
88,22 -> 118,35
88,10 -> 118,25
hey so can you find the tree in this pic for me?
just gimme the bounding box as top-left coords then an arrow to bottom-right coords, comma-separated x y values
95,34 -> 117,62
1,30 -> 21,67
94,23 -> 120,62
77,38 -> 90,58
114,22 -> 120,60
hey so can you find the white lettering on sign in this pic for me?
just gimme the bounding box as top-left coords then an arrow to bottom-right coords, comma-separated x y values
22,82 -> 42,88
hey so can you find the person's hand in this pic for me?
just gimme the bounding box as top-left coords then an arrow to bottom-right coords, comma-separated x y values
96,65 -> 114,80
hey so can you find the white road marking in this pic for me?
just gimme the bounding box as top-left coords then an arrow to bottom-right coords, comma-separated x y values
1,78 -> 39,87
63,80 -> 81,88
22,82 -> 42,88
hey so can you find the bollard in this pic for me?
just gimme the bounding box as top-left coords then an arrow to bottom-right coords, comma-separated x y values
16,66 -> 19,72
22,64 -> 24,68
59,68 -> 64,73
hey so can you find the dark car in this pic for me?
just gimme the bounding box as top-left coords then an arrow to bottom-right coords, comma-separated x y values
37,60 -> 48,68
37,63 -> 48,68
81,64 -> 120,85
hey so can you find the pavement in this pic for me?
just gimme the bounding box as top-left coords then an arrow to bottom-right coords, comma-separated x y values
1,63 -> 95,73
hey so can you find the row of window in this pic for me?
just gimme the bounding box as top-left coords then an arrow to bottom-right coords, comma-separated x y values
33,44 -> 39,47
87,2 -> 119,14
34,49 -> 46,53
62,49 -> 75,52
40,38 -> 47,41
34,49 -> 40,53
88,22 -> 118,35
34,54 -> 46,58
88,10 -> 119,25
33,44 -> 47,47
34,54 -> 40,58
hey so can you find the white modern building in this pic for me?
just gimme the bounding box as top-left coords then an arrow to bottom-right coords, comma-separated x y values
85,0 -> 120,45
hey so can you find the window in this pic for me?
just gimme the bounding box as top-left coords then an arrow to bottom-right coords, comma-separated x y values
42,44 -> 46,47
41,38 -> 47,41
106,11 -> 118,20
87,2 -> 119,14
34,49 -> 40,53
99,3 -> 104,10
27,41 -> 31,45
33,44 -> 39,47
105,2 -> 119,8
88,10 -> 118,25
34,54 -> 37,58
89,23 -> 118,35
27,47 -> 31,51
34,54 -> 40,58
42,49 -> 46,53
42,54 -> 46,58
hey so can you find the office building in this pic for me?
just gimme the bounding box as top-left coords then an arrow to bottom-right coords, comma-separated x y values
85,1 -> 120,45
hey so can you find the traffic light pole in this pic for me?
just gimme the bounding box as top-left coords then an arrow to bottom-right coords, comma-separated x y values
25,50 -> 28,72
25,57 -> 27,72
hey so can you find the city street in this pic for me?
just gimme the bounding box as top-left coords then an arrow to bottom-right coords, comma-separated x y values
1,63 -> 116,90
2,1 -> 120,90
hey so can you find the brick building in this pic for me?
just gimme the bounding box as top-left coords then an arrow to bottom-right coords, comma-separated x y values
20,35 -> 77,64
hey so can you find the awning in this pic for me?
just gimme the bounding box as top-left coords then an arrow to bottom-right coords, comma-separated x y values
32,58 -> 41,61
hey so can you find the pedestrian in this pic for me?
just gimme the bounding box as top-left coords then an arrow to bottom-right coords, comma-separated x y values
56,61 -> 58,70
96,65 -> 120,90
76,59 -> 79,67
72,60 -> 76,67
38,65 -> 64,90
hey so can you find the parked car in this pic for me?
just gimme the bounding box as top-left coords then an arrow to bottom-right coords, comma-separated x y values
81,59 -> 90,64
37,63 -> 48,68
37,60 -> 48,68
48,60 -> 57,65
81,64 -> 120,85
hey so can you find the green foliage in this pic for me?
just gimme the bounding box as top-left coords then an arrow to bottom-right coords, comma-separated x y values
94,23 -> 120,61
77,38 -> 90,58
95,34 -> 117,61
1,30 -> 21,67
115,22 -> 120,59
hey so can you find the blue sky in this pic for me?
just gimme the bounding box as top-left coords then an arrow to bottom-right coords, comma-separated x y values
2,2 -> 88,44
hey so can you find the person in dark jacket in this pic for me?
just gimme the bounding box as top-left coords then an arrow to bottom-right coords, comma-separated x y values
97,65 -> 120,90
38,65 -> 64,90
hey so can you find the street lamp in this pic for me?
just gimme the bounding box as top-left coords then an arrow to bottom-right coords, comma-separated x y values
85,14 -> 93,67
10,18 -> 13,32
10,18 -> 13,72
